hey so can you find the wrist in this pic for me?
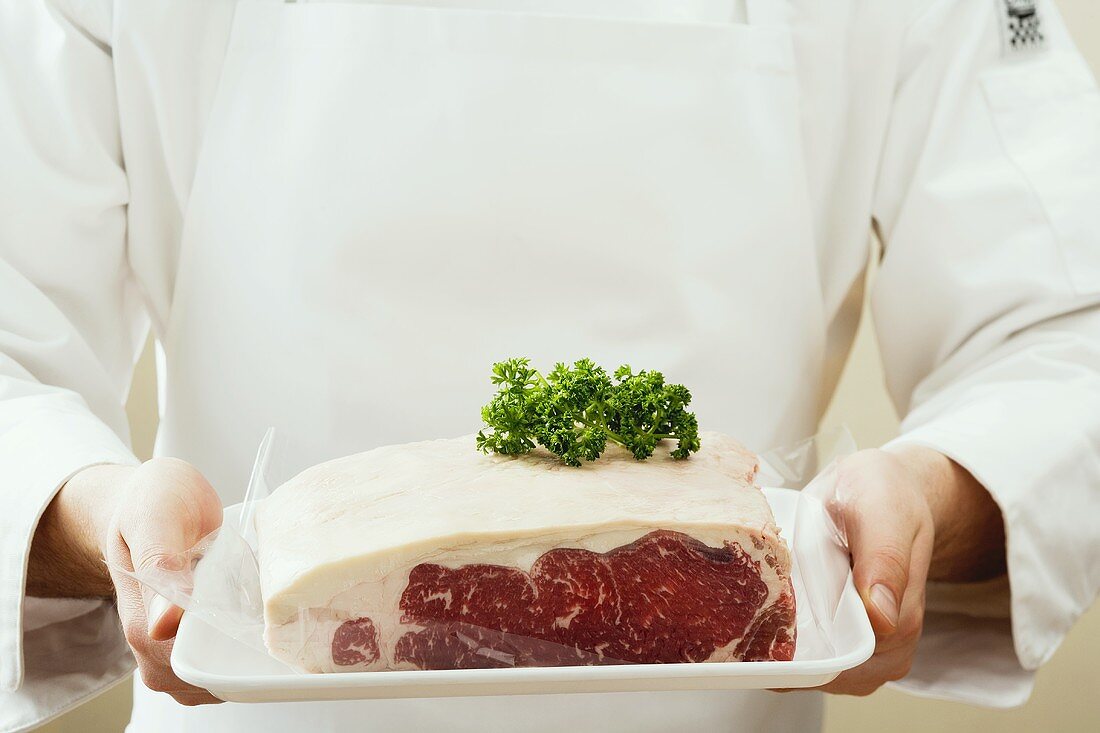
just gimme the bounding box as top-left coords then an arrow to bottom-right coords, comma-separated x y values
884,443 -> 1006,582
64,464 -> 135,552
27,463 -> 136,599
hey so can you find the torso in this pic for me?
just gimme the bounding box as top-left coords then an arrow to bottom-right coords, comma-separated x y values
109,1 -> 912,730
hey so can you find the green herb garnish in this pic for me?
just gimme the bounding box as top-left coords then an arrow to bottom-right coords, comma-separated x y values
476,358 -> 701,466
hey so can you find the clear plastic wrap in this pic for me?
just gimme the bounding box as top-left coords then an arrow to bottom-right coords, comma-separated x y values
759,425 -> 857,662
113,427 -> 857,678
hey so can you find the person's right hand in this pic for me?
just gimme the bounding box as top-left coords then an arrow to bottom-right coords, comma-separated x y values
79,458 -> 225,705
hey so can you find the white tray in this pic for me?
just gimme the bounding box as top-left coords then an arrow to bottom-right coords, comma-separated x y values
172,488 -> 874,702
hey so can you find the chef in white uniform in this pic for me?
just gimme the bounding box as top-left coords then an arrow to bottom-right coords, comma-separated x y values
3,0 -> 1099,731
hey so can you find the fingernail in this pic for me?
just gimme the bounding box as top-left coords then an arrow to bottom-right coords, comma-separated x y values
870,584 -> 899,627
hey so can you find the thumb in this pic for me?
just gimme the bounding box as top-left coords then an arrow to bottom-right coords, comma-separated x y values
145,594 -> 184,642
126,531 -> 190,641
844,500 -> 919,635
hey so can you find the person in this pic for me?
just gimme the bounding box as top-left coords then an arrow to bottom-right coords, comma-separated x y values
2,0 -> 1098,731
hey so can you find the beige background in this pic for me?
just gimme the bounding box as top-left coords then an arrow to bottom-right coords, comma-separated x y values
39,1 -> 1100,730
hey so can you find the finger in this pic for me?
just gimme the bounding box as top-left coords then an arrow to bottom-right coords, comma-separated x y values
817,527 -> 932,696
817,675 -> 880,697
108,562 -> 216,701
884,519 -> 932,657
843,488 -> 924,638
816,647 -> 913,695
112,525 -> 186,637
174,690 -> 225,706
104,528 -> 147,630
109,557 -> 221,703
102,460 -> 226,704
121,467 -> 220,578
777,644 -> 915,695
117,459 -> 223,636
147,596 -> 185,642
134,652 -> 225,704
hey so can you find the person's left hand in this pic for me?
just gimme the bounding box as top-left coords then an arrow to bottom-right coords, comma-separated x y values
774,442 -> 1007,695
810,448 -> 937,695
797,444 -> 1006,696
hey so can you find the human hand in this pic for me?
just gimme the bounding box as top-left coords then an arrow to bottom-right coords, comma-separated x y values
813,448 -> 934,695
810,445 -> 1004,696
59,459 -> 226,705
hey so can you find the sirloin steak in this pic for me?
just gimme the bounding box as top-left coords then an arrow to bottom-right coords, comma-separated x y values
255,432 -> 796,672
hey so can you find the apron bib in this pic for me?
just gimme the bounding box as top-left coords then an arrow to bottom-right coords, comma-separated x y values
144,1 -> 824,730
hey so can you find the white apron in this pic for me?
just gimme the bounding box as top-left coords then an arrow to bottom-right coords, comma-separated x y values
135,0 -> 825,729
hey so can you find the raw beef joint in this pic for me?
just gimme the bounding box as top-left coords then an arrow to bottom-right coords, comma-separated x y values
255,432 -> 796,672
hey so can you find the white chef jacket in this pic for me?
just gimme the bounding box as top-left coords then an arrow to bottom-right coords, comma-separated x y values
2,0 -> 1099,731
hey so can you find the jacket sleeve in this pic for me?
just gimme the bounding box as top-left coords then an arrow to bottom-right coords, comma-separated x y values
0,0 -> 142,727
869,0 -> 1100,707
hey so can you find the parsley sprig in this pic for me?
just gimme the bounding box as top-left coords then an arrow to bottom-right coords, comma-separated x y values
476,358 -> 701,466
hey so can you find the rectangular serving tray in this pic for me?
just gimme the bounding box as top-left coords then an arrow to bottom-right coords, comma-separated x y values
171,488 -> 874,702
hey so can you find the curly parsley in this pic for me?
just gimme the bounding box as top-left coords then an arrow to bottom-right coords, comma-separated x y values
476,358 -> 701,466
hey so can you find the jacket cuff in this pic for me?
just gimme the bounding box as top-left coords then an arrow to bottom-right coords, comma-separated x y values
1,603 -> 134,733
889,610 -> 1034,708
885,381 -> 1100,704
0,404 -> 137,693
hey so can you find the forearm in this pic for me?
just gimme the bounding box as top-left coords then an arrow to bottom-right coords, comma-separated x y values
26,464 -> 131,599
887,444 -> 1006,583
